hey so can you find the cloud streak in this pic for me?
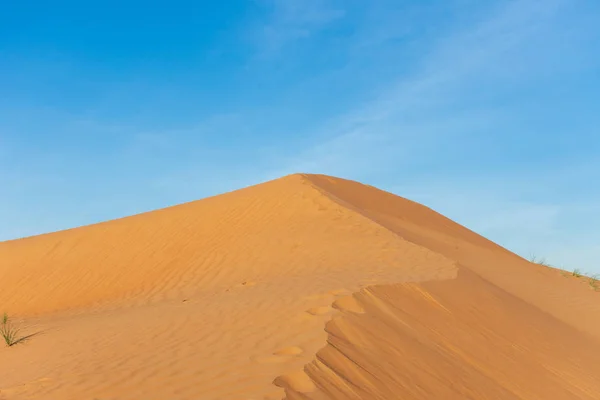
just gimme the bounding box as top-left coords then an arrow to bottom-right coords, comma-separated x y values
252,0 -> 345,55
1,0 -> 599,274
256,0 -> 600,272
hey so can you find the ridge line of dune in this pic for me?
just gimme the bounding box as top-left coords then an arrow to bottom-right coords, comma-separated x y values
294,173 -> 459,262
271,259 -> 465,399
267,175 -> 466,398
298,173 -> 521,261
276,267 -> 600,399
0,173 -> 458,316
3,173 -> 600,399
295,175 -> 600,341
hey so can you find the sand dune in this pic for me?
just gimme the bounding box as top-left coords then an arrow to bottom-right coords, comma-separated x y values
1,173 -> 599,399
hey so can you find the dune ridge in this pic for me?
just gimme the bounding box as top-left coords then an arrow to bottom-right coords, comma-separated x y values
1,173 -> 599,400
303,174 -> 600,340
284,269 -> 600,399
0,173 -> 456,316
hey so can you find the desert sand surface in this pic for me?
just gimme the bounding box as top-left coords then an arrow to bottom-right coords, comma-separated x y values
1,173 -> 599,400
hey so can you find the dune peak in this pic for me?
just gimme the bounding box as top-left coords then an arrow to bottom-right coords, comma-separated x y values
2,174 -> 600,400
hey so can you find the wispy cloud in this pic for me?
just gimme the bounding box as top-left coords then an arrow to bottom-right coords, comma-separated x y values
2,0 -> 599,274
392,175 -> 600,273
256,0 -> 600,271
266,0 -> 595,178
252,0 -> 345,54
288,0 -> 568,141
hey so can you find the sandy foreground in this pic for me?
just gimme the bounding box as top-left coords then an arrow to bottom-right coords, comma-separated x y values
1,173 -> 599,399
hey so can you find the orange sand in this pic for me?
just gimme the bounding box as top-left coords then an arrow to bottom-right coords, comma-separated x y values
0,173 -> 599,399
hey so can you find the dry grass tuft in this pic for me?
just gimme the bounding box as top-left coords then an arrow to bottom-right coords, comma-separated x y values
1,313 -> 21,347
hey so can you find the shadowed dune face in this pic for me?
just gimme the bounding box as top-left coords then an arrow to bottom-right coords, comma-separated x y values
303,174 -> 512,256
1,173 -> 599,400
283,269 -> 600,400
303,174 -> 600,341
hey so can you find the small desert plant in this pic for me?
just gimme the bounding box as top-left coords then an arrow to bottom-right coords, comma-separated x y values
529,255 -> 550,267
588,274 -> 599,291
572,268 -> 583,278
1,313 -> 20,347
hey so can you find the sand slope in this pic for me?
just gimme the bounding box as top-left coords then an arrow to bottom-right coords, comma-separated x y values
291,269 -> 600,399
0,173 -> 599,400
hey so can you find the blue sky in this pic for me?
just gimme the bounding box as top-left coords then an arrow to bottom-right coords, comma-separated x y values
1,0 -> 599,273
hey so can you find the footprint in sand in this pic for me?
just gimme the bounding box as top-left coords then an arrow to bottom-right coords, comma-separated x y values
305,288 -> 350,301
252,346 -> 304,364
273,370 -> 315,394
273,346 -> 304,356
332,295 -> 365,314
304,289 -> 362,316
305,306 -> 334,316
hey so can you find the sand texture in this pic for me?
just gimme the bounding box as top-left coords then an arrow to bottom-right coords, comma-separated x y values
1,173 -> 599,399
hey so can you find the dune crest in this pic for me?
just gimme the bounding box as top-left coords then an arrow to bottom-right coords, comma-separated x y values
286,269 -> 600,399
1,173 -> 599,400
0,173 -> 455,315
